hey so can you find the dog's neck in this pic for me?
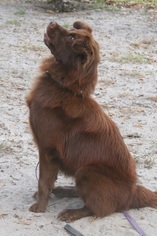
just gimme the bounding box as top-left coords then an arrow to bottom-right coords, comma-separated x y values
43,70 -> 84,98
40,56 -> 98,98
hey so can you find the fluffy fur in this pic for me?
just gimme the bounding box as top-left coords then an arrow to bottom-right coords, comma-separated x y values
26,21 -> 157,222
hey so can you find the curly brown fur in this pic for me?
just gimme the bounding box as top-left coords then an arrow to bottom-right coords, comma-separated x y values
26,21 -> 157,222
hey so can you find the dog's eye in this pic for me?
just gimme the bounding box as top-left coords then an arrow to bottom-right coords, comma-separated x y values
68,34 -> 75,41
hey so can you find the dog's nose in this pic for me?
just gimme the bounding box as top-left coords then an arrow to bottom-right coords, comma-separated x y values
49,22 -> 57,28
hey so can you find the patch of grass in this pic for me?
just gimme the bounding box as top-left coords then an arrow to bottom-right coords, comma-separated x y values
0,143 -> 14,154
93,0 -> 104,8
14,9 -> 26,15
104,5 -> 121,11
94,0 -> 157,8
120,70 -> 144,78
94,0 -> 120,10
62,23 -> 70,28
6,19 -> 20,26
111,53 -> 149,64
110,0 -> 157,4
22,45 -> 45,52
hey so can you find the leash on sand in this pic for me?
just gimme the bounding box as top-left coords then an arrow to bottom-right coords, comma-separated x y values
123,211 -> 146,236
35,162 -> 146,236
64,212 -> 146,236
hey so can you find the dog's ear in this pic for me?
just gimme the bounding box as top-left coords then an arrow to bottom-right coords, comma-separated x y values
72,38 -> 91,64
73,21 -> 92,33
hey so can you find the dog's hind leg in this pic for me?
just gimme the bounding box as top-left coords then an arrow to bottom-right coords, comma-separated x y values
58,205 -> 92,222
58,164 -> 135,222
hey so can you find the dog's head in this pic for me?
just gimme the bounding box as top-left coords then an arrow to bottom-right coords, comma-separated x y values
44,21 -> 100,68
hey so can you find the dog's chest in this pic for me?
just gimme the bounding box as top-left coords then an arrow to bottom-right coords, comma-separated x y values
29,102 -> 81,149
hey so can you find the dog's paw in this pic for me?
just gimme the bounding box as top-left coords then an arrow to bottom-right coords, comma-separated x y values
29,203 -> 46,213
58,209 -> 79,223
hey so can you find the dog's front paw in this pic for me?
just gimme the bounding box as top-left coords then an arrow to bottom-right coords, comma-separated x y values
29,203 -> 46,213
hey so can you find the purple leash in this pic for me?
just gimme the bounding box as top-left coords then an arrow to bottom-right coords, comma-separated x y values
123,211 -> 146,236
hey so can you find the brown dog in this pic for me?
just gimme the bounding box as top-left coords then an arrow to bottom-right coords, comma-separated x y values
26,21 -> 157,222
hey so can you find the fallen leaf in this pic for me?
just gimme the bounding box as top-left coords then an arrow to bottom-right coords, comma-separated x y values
17,219 -> 32,225
89,216 -> 97,222
134,108 -> 144,113
0,182 -> 5,188
134,124 -> 143,128
130,152 -> 135,157
139,77 -> 145,81
127,3 -> 143,8
130,43 -> 141,47
0,212 -> 8,219
23,120 -> 29,124
141,40 -> 152,45
149,96 -> 157,102
108,111 -> 116,116
46,10 -> 54,14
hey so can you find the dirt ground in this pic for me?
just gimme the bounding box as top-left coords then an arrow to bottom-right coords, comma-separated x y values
0,1 -> 157,235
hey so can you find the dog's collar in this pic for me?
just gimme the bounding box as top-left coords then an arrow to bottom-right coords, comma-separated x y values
44,71 -> 84,98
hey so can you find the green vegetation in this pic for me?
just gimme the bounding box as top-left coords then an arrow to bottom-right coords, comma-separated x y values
6,19 -> 21,26
93,0 -> 157,11
14,9 -> 26,15
93,0 -> 121,11
0,143 -> 14,154
62,23 -> 71,28
114,0 -> 156,4
104,5 -> 121,11
96,0 -> 157,5
93,0 -> 104,8
121,70 -> 144,78
29,0 -> 157,12
110,53 -> 149,64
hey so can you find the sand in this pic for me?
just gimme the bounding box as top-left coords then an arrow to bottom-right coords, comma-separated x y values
0,1 -> 157,235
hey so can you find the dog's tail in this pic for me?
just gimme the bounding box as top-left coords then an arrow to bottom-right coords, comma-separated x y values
130,185 -> 157,209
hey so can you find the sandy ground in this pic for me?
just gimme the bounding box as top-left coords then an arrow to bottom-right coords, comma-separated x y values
0,1 -> 157,235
